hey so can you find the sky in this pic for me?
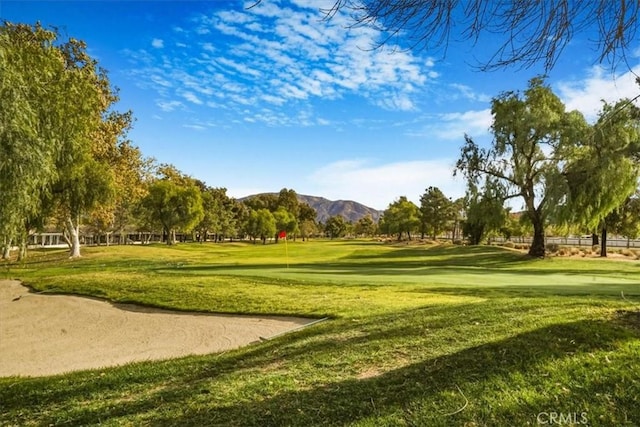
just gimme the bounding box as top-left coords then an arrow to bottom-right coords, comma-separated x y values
2,0 -> 640,210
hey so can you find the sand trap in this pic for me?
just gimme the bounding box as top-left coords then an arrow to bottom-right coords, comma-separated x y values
0,280 -> 317,377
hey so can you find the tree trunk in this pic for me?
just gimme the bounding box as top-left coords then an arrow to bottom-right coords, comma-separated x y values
592,233 -> 599,246
600,225 -> 607,257
528,216 -> 545,257
2,237 -> 11,259
17,238 -> 27,262
65,216 -> 82,258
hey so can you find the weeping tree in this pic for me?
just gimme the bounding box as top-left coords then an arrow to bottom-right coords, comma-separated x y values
456,77 -> 584,257
0,22 -> 120,259
559,100 -> 640,256
0,23 -> 70,258
463,179 -> 507,245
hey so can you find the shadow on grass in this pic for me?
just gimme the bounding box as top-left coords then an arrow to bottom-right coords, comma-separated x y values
154,319 -> 640,426
2,301 -> 639,426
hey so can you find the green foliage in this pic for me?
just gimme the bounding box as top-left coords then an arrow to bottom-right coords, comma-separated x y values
457,77 -> 589,257
419,186 -> 453,239
561,100 -> 640,231
382,196 -> 420,240
273,206 -> 297,241
140,176 -> 204,244
463,180 -> 507,245
324,215 -> 347,239
246,208 -> 276,244
354,214 -> 376,237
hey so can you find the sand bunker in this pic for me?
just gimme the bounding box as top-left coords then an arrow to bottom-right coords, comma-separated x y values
0,280 -> 316,377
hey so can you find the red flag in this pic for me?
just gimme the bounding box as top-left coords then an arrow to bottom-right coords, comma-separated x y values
278,230 -> 287,239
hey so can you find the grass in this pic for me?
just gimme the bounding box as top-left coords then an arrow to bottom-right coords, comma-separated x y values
1,240 -> 639,426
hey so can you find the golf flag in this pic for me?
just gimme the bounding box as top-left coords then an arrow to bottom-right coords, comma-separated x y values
279,230 -> 289,269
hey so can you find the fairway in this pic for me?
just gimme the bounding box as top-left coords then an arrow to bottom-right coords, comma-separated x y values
1,240 -> 639,426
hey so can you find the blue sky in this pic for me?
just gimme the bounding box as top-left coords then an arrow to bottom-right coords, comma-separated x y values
3,1 -> 640,210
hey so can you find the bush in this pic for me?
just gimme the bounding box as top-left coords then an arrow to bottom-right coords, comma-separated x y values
558,248 -> 566,256
592,245 -> 600,254
545,243 -> 560,254
502,241 -> 515,248
570,247 -> 580,256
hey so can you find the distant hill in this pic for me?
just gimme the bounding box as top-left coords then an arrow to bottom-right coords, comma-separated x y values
240,193 -> 382,223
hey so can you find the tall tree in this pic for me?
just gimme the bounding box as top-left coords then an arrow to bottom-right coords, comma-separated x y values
354,214 -> 376,237
560,100 -> 640,256
297,202 -> 318,241
139,171 -> 204,245
273,206 -> 297,243
330,1 -> 639,71
382,196 -> 420,241
0,23 -> 115,258
324,215 -> 347,239
456,77 -> 583,257
463,180 -> 508,245
419,186 -> 453,240
246,208 -> 276,244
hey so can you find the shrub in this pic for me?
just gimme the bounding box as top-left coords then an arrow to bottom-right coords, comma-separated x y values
621,248 -> 633,257
592,245 -> 600,254
570,247 -> 580,256
558,248 -> 566,256
545,243 -> 560,254
503,241 -> 515,248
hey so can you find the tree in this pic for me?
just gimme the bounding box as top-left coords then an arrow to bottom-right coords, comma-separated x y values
243,193 -> 278,212
297,202 -> 318,241
382,196 -> 420,241
354,214 -> 376,237
84,112 -> 150,246
277,188 -> 300,219
140,174 -> 204,245
324,215 -> 347,239
0,23 -> 117,258
560,100 -> 640,257
456,77 -> 583,257
419,186 -> 453,240
273,206 -> 297,243
329,1 -> 639,71
246,208 -> 276,244
609,194 -> 640,247
462,180 -> 508,245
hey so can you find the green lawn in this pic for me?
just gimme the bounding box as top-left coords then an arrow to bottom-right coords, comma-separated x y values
1,240 -> 639,426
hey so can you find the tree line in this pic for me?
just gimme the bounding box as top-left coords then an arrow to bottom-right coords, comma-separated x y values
1,23 -> 639,260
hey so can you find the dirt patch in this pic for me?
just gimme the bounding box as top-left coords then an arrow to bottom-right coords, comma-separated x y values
0,280 -> 317,377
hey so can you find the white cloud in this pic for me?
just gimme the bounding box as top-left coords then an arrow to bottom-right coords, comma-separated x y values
183,124 -> 206,131
556,65 -> 640,122
449,83 -> 491,103
157,100 -> 183,112
124,1 -> 438,124
407,109 -> 492,140
307,159 -> 466,210
180,91 -> 203,105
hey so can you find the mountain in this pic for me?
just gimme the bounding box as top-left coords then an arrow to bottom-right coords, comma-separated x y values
240,193 -> 382,223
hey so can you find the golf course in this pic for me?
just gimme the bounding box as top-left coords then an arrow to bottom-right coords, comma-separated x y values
0,240 -> 639,426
